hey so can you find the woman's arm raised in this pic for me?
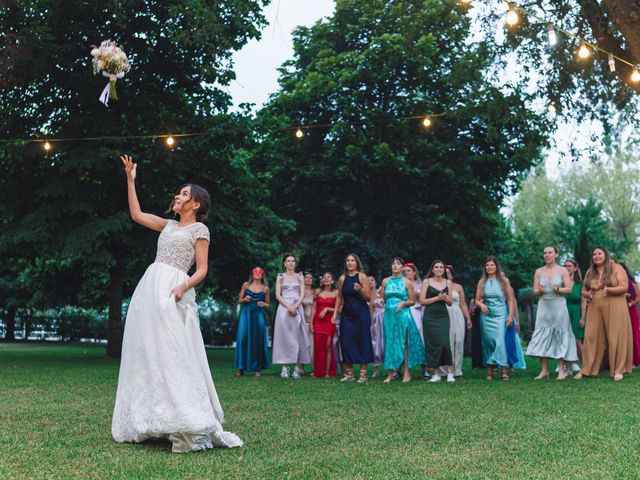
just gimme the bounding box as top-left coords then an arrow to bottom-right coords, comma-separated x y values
121,155 -> 168,232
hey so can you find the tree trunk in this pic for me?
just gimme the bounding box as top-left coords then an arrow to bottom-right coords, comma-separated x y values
106,256 -> 125,358
4,306 -> 16,341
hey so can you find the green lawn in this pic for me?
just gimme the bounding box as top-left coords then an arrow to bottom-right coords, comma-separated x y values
1,343 -> 639,479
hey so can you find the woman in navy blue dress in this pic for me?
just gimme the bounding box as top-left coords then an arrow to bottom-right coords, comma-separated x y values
234,267 -> 270,377
333,253 -> 374,383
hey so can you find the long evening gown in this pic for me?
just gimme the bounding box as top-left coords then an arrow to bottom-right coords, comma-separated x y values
480,279 -> 509,368
234,288 -> 269,373
371,288 -> 385,367
409,280 -> 425,343
312,294 -> 337,377
625,275 -> 640,366
447,290 -> 466,376
423,283 -> 452,368
526,274 -> 577,361
339,274 -> 374,364
382,277 -> 425,370
566,281 -> 584,340
272,273 -> 311,365
112,220 -> 242,453
505,316 -> 527,370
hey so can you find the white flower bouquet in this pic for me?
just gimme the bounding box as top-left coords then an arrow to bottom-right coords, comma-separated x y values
90,40 -> 131,105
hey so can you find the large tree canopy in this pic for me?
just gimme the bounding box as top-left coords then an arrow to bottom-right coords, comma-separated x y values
255,0 -> 548,282
0,0 -> 289,356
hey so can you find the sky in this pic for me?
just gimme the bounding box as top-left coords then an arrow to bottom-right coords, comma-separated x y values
226,0 -> 607,180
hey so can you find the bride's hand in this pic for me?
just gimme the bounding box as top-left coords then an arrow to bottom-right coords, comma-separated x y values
121,154 -> 137,181
170,284 -> 186,302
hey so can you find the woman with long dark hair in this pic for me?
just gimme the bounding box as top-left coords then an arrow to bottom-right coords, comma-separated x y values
234,267 -> 270,377
619,263 -> 640,367
564,259 -> 586,370
575,246 -> 632,381
420,260 -> 454,382
311,272 -> 338,378
474,256 -> 514,381
445,266 -> 472,377
333,253 -> 374,383
112,155 -> 242,452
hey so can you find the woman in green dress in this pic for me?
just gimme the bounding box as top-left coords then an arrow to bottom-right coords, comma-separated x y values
420,260 -> 454,382
564,259 -> 585,367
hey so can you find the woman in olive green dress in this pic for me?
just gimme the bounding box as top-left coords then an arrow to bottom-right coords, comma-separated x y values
564,259 -> 585,366
420,260 -> 454,382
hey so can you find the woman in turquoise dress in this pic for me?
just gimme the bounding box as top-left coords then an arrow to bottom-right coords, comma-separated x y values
564,259 -> 585,366
234,267 -> 270,377
381,257 -> 425,383
475,256 -> 514,381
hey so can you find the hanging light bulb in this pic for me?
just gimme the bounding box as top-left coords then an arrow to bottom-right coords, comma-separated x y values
505,3 -> 519,26
632,66 -> 640,83
547,24 -> 557,46
295,128 -> 304,138
608,54 -> 616,72
166,136 -> 175,147
578,43 -> 590,59
547,102 -> 556,114
43,140 -> 51,152
422,117 -> 432,128
459,0 -> 472,5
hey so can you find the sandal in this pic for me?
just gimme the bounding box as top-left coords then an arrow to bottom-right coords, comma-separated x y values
235,370 -> 244,377
486,375 -> 493,381
340,368 -> 355,382
357,372 -> 368,384
501,373 -> 509,381
254,371 -> 261,377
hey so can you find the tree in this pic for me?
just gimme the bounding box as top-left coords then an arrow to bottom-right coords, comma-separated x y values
255,0 -> 549,286
0,1 -> 288,355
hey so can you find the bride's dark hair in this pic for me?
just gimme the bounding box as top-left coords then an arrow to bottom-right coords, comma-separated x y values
166,184 -> 210,222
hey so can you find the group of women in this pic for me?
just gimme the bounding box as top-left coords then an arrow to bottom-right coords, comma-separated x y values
233,246 -> 640,383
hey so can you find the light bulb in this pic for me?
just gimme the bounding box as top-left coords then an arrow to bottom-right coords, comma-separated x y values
43,141 -> 51,151
295,128 -> 304,138
506,5 -> 519,26
547,24 -> 557,46
547,102 -> 556,114
608,54 -> 616,72
166,136 -> 175,147
578,44 -> 590,59
459,0 -> 472,4
631,67 -> 640,83
422,117 -> 432,128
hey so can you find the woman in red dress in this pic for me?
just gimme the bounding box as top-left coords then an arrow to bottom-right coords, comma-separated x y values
620,263 -> 640,366
311,272 -> 338,377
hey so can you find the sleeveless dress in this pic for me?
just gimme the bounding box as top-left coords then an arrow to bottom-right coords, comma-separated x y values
339,274 -> 374,364
312,294 -> 337,377
566,281 -> 584,340
272,273 -> 311,365
447,289 -> 466,376
302,292 -> 315,357
581,265 -> 633,377
526,274 -> 578,361
480,279 -> 509,367
112,220 -> 243,452
625,275 -> 640,366
423,283 -> 452,368
382,277 -> 425,370
234,288 -> 269,373
409,280 -> 425,343
371,288 -> 385,367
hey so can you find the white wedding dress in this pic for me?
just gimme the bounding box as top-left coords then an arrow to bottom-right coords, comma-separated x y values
112,220 -> 243,453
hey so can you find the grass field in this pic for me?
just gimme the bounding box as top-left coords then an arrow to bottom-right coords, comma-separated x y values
1,342 -> 639,479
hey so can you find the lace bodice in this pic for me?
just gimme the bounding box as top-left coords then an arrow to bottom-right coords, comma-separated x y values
154,220 -> 210,273
451,289 -> 460,306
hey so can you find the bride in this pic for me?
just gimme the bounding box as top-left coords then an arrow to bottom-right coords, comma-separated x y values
112,154 -> 243,453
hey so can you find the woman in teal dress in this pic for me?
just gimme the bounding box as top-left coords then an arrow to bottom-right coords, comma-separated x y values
381,257 -> 425,383
564,259 -> 585,366
234,267 -> 270,376
420,260 -> 454,382
475,256 -> 514,381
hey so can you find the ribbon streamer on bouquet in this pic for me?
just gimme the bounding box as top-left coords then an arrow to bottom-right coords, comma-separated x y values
99,71 -> 125,107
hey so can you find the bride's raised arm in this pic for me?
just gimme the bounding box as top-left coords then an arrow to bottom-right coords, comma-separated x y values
121,154 -> 169,232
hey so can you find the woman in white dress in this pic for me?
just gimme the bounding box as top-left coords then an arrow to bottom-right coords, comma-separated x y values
445,266 -> 472,377
112,155 -> 242,453
402,262 -> 428,379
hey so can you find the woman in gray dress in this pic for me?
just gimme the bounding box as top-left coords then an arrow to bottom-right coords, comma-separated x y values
526,246 -> 578,380
272,253 -> 311,379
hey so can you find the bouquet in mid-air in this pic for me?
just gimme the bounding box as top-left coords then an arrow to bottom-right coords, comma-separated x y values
91,40 -> 131,106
